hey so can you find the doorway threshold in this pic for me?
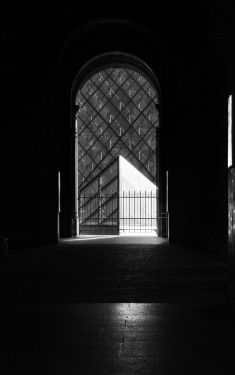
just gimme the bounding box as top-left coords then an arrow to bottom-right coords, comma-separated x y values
60,235 -> 168,245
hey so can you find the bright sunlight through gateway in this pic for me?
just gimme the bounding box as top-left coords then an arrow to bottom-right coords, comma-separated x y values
74,66 -> 167,236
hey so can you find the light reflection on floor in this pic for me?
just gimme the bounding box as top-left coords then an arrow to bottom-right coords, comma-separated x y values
7,302 -> 234,374
60,235 -> 168,245
112,303 -> 150,318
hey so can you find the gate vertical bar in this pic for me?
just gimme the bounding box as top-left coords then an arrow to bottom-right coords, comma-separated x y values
134,191 -> 135,233
117,158 -> 120,234
145,190 -> 146,232
151,191 -> 152,232
123,190 -> 124,234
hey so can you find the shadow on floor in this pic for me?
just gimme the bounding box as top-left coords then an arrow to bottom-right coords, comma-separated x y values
5,239 -> 228,303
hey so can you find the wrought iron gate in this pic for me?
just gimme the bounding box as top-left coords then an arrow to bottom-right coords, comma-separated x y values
78,192 -> 168,236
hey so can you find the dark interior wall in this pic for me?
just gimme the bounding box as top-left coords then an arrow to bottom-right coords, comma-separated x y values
1,2 -> 230,249
228,3 -> 235,301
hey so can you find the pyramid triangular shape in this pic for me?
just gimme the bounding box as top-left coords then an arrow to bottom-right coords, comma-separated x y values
118,156 -> 157,234
119,155 -> 157,194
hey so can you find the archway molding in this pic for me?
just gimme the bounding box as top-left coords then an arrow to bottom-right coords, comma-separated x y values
57,19 -> 167,238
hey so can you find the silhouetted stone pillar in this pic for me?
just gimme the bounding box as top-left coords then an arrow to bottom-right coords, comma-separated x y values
228,12 -> 235,305
207,31 -> 228,252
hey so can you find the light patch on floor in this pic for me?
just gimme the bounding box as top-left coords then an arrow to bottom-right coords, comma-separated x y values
60,235 -> 168,245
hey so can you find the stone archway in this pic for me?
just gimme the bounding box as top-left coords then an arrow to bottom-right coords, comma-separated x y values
57,20 -> 167,239
73,58 -> 165,236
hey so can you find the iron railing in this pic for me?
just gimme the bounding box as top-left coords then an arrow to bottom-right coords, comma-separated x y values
78,192 -> 168,236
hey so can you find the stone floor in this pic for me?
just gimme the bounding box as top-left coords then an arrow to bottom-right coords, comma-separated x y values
3,237 -> 235,373
5,238 -> 228,303
5,302 -> 235,374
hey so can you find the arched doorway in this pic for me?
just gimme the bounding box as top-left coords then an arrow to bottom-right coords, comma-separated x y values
72,54 -> 167,236
58,20 -> 167,240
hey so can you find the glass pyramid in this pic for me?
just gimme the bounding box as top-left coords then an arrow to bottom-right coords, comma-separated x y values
75,66 -> 159,194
